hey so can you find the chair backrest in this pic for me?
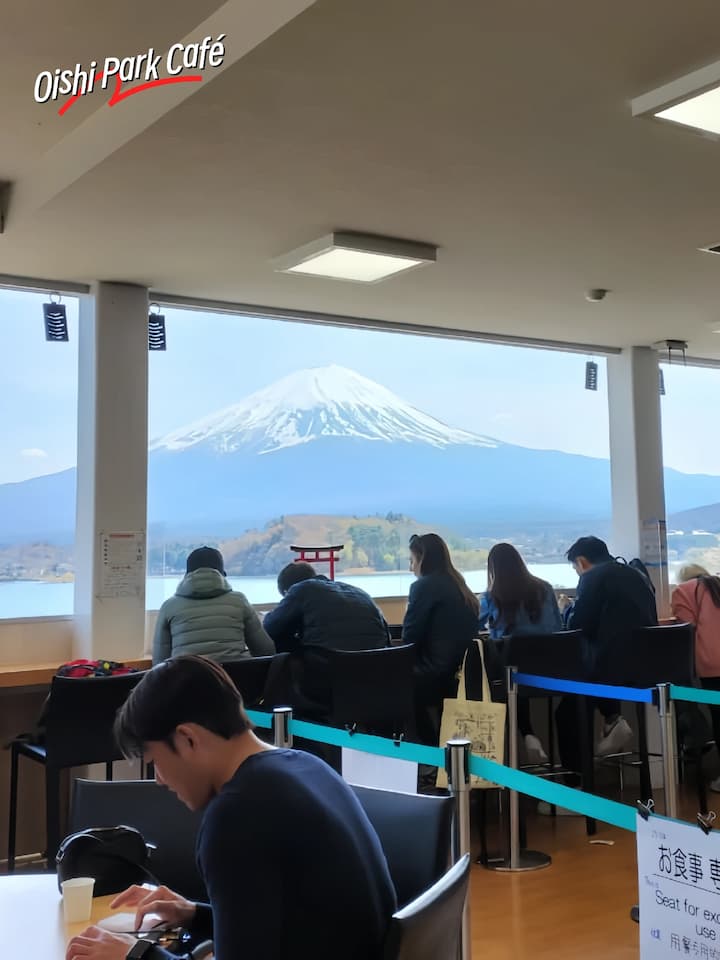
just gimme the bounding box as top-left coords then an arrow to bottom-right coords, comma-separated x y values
352,784 -> 454,907
44,673 -> 145,767
388,624 -> 404,642
383,854 -> 470,960
327,645 -> 415,735
220,653 -> 291,708
69,779 -> 206,901
621,623 -> 696,687
505,630 -> 589,681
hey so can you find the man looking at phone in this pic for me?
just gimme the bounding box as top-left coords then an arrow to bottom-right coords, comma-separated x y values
65,656 -> 396,960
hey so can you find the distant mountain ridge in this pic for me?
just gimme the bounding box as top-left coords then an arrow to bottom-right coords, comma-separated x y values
1,364 -> 719,544
669,502 -> 720,533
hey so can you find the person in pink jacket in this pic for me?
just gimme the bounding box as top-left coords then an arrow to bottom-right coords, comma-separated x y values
671,563 -> 720,791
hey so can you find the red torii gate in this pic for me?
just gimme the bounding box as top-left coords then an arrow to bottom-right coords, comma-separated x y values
290,544 -> 344,581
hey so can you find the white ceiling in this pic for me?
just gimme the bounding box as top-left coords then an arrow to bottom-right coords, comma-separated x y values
3,0 -> 720,355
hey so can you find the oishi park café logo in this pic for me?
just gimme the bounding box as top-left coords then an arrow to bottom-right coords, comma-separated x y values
33,34 -> 226,115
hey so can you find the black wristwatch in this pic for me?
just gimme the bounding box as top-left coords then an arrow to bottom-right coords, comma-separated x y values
127,941 -> 157,960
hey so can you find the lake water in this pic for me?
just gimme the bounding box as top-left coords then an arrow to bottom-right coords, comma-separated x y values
0,563 -> 578,620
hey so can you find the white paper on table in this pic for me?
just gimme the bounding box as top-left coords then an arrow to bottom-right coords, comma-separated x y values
341,748 -> 417,794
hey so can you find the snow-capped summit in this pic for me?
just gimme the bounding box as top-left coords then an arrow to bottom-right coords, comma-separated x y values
151,364 -> 498,455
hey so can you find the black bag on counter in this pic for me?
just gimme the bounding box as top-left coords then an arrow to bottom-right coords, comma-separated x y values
56,825 -> 157,896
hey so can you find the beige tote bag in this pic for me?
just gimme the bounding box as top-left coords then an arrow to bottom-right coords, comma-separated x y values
435,638 -> 506,789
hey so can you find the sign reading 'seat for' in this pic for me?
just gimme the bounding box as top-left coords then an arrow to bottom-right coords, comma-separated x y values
638,812 -> 720,958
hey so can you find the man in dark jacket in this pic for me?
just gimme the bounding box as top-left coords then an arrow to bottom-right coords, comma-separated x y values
555,536 -> 657,783
263,563 -> 390,710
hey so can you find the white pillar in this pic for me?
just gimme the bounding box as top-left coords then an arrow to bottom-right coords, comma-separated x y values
607,346 -> 670,616
74,283 -> 148,660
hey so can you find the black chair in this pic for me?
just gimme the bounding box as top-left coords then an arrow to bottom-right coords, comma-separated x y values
327,645 -> 416,740
614,623 -> 699,811
388,624 -> 404,642
619,623 -> 695,687
352,784 -> 454,907
7,672 -> 145,870
220,653 -> 292,709
383,854 -> 470,960
69,779 -> 206,901
505,631 -> 596,834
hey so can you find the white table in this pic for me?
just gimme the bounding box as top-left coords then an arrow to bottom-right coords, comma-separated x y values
0,874 -> 119,957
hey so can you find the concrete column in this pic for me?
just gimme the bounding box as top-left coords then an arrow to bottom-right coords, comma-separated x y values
74,283 -> 148,660
607,346 -> 669,616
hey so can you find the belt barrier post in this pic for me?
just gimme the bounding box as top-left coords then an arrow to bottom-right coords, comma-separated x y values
273,706 -> 293,748
657,683 -> 678,819
446,739 -> 472,960
489,666 -> 551,873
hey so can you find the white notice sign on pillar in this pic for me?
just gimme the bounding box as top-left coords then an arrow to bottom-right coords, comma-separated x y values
637,812 -> 720,958
99,531 -> 145,598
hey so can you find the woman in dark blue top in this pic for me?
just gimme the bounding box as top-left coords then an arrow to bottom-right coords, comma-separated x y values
402,534 -> 479,744
479,542 -> 561,763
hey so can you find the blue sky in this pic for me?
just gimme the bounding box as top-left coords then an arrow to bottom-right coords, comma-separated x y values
0,289 -> 716,483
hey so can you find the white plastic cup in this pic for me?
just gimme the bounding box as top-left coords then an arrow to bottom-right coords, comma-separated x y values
61,877 -> 95,923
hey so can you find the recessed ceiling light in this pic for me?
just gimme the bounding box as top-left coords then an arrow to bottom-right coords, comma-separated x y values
631,60 -> 720,137
275,232 -> 437,283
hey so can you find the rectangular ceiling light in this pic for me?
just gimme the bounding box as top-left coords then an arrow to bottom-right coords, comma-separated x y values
631,59 -> 720,137
275,232 -> 437,283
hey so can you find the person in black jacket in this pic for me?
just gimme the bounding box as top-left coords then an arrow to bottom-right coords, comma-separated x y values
65,656 -> 396,960
263,562 -> 390,710
555,536 -> 658,788
402,534 -> 479,744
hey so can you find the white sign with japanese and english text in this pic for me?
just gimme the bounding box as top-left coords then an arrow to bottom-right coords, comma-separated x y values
638,812 -> 720,959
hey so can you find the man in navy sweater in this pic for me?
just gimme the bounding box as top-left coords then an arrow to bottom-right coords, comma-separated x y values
554,536 -> 657,785
65,656 -> 396,960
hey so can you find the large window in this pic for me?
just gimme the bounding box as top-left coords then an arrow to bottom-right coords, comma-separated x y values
147,309 -> 612,605
0,290 -> 79,618
661,362 -> 720,580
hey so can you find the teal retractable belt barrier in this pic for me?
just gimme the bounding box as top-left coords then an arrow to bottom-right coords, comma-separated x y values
289,718 -> 445,768
670,684 -> 720,707
247,709 -> 273,730
468,755 -> 637,832
284,717 -> 637,832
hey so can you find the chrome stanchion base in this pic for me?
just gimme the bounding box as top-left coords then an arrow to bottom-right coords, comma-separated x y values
485,850 -> 552,872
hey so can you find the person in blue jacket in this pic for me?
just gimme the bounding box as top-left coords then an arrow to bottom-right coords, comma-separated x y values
479,542 -> 562,764
402,533 -> 479,744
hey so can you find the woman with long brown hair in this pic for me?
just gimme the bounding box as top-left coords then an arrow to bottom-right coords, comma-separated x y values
481,542 -> 561,638
480,542 -> 562,763
402,533 -> 479,744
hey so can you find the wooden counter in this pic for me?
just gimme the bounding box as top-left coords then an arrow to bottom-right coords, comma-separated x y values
0,658 -> 151,689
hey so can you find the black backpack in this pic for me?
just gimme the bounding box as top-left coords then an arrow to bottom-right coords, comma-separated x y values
616,556 -> 656,595
56,825 -> 157,896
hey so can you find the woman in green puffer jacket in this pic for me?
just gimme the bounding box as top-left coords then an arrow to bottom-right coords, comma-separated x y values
152,546 -> 275,663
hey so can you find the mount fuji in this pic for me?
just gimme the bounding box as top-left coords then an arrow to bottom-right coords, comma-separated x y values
1,365 -> 719,543
151,365 -> 497,455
